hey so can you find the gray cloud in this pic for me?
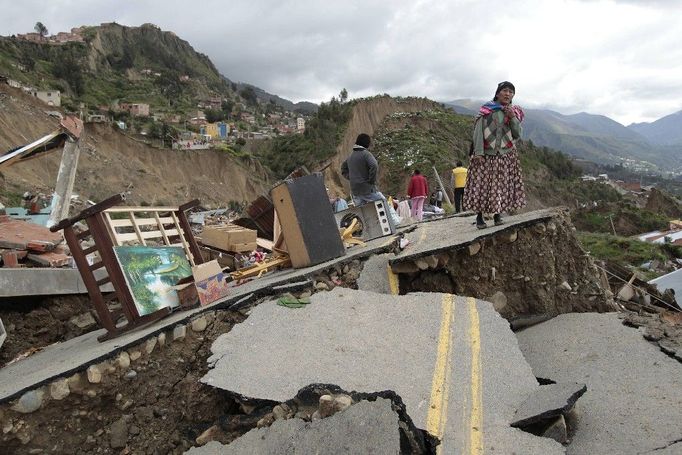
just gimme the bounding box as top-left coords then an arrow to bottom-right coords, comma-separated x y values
1,0 -> 681,124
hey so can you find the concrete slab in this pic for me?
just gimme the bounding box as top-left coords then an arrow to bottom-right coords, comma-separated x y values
202,288 -> 563,454
356,253 -> 396,295
511,382 -> 587,427
185,399 -> 400,455
0,268 -> 114,297
390,208 -> 556,266
517,313 -> 682,455
0,233 -> 398,402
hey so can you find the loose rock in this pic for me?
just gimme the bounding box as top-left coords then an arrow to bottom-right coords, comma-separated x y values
86,365 -> 102,384
12,389 -> 45,414
191,317 -> 208,332
109,417 -> 128,449
49,379 -> 70,400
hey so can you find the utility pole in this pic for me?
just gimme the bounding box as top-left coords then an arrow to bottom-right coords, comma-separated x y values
47,117 -> 84,228
608,214 -> 617,236
431,165 -> 452,206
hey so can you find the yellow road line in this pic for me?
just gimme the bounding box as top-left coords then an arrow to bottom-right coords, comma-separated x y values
386,265 -> 399,295
426,294 -> 455,450
468,297 -> 484,454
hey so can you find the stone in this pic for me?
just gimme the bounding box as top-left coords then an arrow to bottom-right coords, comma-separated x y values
49,379 -> 70,400
12,388 -> 45,413
315,281 -> 329,291
86,365 -> 102,384
2,421 -> 13,434
109,417 -> 128,449
85,389 -> 97,398
69,312 -> 96,330
125,370 -> 138,380
542,415 -> 568,444
559,281 -> 572,291
172,324 -> 187,341
490,291 -> 508,312
311,410 -> 321,421
129,350 -> 142,361
157,332 -> 166,347
116,351 -> 131,369
129,425 -> 140,436
299,290 -> 312,299
67,373 -> 87,393
256,413 -> 275,428
508,231 -> 518,242
468,242 -> 481,255
319,395 -> 335,417
414,259 -> 430,270
196,425 -> 221,446
272,405 -> 287,420
145,337 -> 157,354
115,393 -> 123,402
423,255 -> 438,269
333,395 -> 352,413
191,317 -> 208,332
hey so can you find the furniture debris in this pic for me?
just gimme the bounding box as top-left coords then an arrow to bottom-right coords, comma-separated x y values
200,224 -> 257,253
50,193 -> 205,341
175,259 -> 230,307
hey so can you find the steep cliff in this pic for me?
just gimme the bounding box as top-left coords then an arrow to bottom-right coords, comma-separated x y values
324,96 -> 438,195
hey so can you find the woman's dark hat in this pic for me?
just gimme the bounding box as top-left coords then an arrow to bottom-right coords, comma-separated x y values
495,81 -> 515,97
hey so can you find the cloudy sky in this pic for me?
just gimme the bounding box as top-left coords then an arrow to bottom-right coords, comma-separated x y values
2,0 -> 681,125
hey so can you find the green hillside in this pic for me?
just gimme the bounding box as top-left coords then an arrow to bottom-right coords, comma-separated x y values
1,23 -> 246,114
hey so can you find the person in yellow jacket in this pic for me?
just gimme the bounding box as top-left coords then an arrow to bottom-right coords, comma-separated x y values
451,161 -> 468,213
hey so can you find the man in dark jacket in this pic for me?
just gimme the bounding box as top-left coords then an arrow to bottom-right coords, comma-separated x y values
341,133 -> 386,206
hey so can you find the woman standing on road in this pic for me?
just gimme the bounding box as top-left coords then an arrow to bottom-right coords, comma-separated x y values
464,81 -> 526,229
407,169 -> 429,221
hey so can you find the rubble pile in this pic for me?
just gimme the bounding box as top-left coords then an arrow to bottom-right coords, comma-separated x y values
0,215 -> 70,268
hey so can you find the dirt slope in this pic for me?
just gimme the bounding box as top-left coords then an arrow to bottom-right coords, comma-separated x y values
0,85 -> 269,208
324,96 -> 438,194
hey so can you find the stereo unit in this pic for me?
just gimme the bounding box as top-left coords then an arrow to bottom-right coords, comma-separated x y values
334,200 -> 396,241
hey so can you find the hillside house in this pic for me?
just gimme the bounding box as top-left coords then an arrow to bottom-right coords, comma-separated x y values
86,114 -> 107,123
51,31 -> 83,44
16,33 -> 43,43
200,123 -> 219,139
30,90 -> 61,107
242,113 -> 256,124
119,103 -> 150,117
296,117 -> 305,131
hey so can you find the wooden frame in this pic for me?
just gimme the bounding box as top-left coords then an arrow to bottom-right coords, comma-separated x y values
51,194 -> 204,341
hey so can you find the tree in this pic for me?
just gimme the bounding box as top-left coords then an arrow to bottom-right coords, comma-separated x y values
339,88 -> 348,103
34,22 -> 48,39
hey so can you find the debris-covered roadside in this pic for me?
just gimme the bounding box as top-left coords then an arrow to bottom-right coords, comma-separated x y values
0,310 -> 247,454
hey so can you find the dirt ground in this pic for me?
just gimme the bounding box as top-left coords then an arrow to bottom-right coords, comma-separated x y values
400,212 -> 615,320
0,294 -> 93,367
0,311 -> 247,455
0,85 -> 269,208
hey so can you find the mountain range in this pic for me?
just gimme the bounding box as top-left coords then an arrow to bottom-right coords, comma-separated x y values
445,100 -> 682,172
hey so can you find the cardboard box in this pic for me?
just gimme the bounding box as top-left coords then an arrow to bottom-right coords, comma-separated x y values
201,225 -> 257,253
175,260 -> 230,307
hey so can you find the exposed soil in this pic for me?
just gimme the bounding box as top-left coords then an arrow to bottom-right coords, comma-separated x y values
0,85 -> 269,208
0,311 -> 247,454
399,212 -> 615,320
0,294 -> 92,367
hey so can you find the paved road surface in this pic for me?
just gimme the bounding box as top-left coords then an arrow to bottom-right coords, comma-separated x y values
517,313 -> 682,455
202,288 -> 563,454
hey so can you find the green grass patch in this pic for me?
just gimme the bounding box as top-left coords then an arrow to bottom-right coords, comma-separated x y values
577,232 -> 679,268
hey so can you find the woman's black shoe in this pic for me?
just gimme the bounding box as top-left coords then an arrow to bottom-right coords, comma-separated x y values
494,214 -> 503,226
476,213 -> 487,229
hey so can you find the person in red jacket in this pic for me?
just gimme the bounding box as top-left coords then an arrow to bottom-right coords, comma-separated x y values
407,169 -> 429,221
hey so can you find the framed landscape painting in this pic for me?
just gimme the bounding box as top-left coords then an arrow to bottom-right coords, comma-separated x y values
114,246 -> 192,316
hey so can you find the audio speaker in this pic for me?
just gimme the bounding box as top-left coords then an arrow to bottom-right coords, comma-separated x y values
271,174 -> 346,268
334,200 -> 396,241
